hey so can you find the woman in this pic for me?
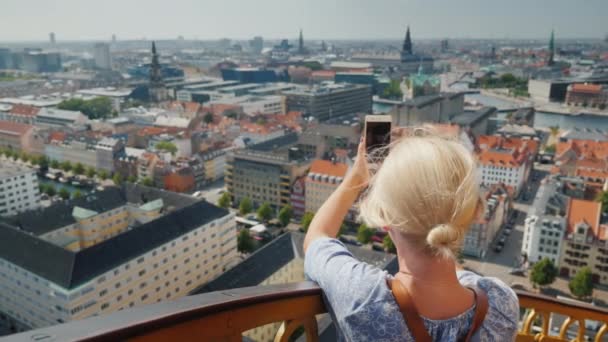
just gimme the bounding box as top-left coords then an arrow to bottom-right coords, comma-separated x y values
304,129 -> 519,341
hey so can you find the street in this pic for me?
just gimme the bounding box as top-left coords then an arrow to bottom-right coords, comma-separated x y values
196,179 -> 226,205
463,163 -> 608,305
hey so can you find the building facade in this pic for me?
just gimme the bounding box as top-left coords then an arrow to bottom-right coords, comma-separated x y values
93,43 -> 112,70
0,185 -> 237,331
226,135 -> 311,210
463,186 -> 510,258
284,83 -> 372,121
304,160 -> 348,214
0,164 -> 40,217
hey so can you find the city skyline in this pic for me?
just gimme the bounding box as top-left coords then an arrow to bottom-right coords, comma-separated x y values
1,0 -> 607,42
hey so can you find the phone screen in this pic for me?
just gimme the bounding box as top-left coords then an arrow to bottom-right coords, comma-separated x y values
366,121 -> 391,155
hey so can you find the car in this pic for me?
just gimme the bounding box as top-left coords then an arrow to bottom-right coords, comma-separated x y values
217,189 -> 225,194
494,245 -> 503,253
504,228 -> 512,236
508,268 -> 525,276
498,236 -> 506,245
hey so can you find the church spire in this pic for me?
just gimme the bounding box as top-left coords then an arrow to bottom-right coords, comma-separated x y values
403,26 -> 412,55
547,30 -> 555,66
149,41 -> 166,103
298,28 -> 304,54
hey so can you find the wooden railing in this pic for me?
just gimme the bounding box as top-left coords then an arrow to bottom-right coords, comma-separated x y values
2,282 -> 608,342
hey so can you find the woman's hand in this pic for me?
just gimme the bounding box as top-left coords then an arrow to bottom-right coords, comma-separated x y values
343,137 -> 369,192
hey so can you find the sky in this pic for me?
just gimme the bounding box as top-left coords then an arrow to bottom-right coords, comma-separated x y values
0,0 -> 607,41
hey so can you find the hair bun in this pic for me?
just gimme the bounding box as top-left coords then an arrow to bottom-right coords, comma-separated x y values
426,224 -> 461,259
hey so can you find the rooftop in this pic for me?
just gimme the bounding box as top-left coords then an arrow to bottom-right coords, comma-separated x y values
0,119 -> 33,136
38,108 -> 86,121
0,184 -> 228,289
309,159 -> 348,178
567,197 -> 601,237
0,163 -> 35,180
76,87 -> 133,97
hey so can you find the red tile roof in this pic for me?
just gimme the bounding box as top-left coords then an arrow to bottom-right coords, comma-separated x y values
570,83 -> 602,95
8,104 -> 40,116
556,140 -> 608,160
309,159 -> 348,178
0,120 -> 33,136
567,198 -> 601,238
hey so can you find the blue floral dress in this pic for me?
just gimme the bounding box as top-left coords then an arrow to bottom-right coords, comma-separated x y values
304,238 -> 519,341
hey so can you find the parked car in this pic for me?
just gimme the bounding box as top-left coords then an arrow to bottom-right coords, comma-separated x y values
494,244 -> 503,253
504,228 -> 512,236
508,268 -> 525,276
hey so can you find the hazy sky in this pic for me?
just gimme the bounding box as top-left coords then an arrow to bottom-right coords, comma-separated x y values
1,0 -> 607,41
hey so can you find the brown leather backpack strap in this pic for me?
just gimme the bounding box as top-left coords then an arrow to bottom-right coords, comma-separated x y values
390,279 -> 432,342
462,286 -> 489,342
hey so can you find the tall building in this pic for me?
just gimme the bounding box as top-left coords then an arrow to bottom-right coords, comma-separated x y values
0,164 -> 40,217
148,42 -> 167,103
49,32 -> 56,45
298,29 -> 305,54
0,48 -> 11,69
225,134 -> 311,211
19,51 -> 61,72
283,83 -> 372,121
399,26 -> 434,74
0,185 -> 237,331
547,30 -> 555,66
249,36 -> 263,54
93,43 -> 112,70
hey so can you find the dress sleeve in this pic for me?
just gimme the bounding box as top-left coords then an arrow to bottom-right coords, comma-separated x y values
457,270 -> 520,341
304,237 -> 388,321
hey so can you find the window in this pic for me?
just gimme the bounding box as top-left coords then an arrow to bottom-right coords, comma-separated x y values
101,303 -> 109,310
139,270 -> 146,276
99,289 -> 107,297
137,257 -> 144,264
141,294 -> 148,301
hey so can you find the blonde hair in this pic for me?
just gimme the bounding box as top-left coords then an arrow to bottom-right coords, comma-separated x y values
358,126 -> 480,259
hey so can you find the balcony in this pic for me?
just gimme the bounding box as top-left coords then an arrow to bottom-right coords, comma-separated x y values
4,282 -> 608,342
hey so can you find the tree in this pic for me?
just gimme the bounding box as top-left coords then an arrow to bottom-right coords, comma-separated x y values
98,170 -> 108,180
530,258 -> 557,289
569,267 -> 594,300
544,144 -> 556,154
203,112 -> 214,125
112,173 -> 123,186
237,229 -> 255,253
19,152 -> 29,162
60,161 -> 72,172
73,163 -> 85,175
382,79 -> 403,100
73,190 -> 83,199
239,197 -> 253,216
301,212 -> 314,232
383,235 -> 396,253
278,205 -> 293,227
142,177 -> 154,186
217,192 -> 231,209
338,223 -> 348,238
85,167 -> 96,178
303,61 -> 323,71
59,188 -> 70,200
58,96 -> 113,120
549,126 -> 560,138
127,175 -> 137,183
257,202 -> 273,222
37,156 -> 49,170
45,184 -> 56,197
155,141 -> 178,156
500,73 -> 517,85
597,191 -> 608,213
50,160 -> 60,169
357,224 -> 374,244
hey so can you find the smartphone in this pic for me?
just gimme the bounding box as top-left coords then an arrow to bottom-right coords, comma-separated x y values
364,115 -> 392,155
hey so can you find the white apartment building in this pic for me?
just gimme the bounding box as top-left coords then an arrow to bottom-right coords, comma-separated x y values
0,185 -> 237,332
477,136 -> 537,195
522,179 -> 568,264
0,164 -> 40,217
